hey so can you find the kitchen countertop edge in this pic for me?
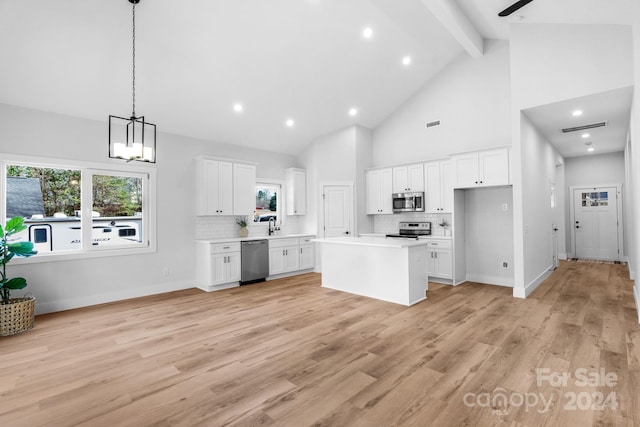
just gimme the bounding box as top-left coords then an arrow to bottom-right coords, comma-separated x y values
197,234 -> 316,244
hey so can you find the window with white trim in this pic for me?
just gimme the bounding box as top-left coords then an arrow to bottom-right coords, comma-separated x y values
1,155 -> 156,260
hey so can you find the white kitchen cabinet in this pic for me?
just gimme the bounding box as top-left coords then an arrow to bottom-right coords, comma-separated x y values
392,164 -> 424,193
285,168 -> 306,215
269,238 -> 300,275
196,241 -> 241,291
233,163 -> 256,216
451,148 -> 509,188
424,160 -> 454,213
299,236 -> 315,270
196,158 -> 233,215
426,239 -> 452,281
366,168 -> 393,214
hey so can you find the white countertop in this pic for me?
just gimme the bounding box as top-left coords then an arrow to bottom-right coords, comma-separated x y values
313,236 -> 429,248
197,234 -> 315,244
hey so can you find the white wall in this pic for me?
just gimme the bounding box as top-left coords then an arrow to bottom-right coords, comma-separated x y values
463,186 -> 514,287
0,103 -> 297,314
372,39 -> 511,166
516,113 -> 563,296
630,4 -> 640,321
298,125 -> 373,238
355,126 -> 374,234
510,23 -> 633,297
564,152 -> 626,257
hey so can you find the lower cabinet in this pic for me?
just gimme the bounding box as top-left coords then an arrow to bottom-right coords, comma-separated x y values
426,239 -> 452,281
196,241 -> 241,291
269,236 -> 315,276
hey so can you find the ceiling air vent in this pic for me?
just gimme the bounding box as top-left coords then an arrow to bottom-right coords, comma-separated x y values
426,120 -> 441,128
561,121 -> 607,133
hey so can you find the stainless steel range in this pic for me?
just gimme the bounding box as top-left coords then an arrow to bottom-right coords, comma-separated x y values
386,222 -> 431,239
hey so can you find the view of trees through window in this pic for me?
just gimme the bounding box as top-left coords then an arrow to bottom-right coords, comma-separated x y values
7,166 -> 142,218
254,184 -> 278,222
7,165 -> 81,217
92,175 -> 142,217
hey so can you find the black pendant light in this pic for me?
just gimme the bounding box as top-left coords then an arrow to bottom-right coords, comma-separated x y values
109,0 -> 156,163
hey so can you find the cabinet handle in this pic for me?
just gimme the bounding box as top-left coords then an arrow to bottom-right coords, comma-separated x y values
223,246 -> 230,249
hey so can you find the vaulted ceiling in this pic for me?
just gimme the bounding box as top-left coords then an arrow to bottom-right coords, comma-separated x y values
0,0 -> 634,156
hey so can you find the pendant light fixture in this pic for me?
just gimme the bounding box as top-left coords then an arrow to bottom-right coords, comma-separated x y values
109,0 -> 156,163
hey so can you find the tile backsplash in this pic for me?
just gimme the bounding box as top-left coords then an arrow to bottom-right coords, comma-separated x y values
196,215 -> 300,240
373,212 -> 452,236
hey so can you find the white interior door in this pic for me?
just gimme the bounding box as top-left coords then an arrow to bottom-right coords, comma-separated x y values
550,183 -> 559,270
573,187 -> 619,260
323,185 -> 352,238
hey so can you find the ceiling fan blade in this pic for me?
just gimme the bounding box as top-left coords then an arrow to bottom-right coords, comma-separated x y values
498,0 -> 534,17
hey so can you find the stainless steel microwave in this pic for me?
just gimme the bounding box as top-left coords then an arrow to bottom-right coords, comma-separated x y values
392,192 -> 425,213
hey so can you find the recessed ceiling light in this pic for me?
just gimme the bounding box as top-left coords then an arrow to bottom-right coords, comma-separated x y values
402,56 -> 412,66
233,103 -> 243,113
581,133 -> 590,138
349,108 -> 358,116
587,147 -> 595,152
285,119 -> 295,127
362,27 -> 373,39
572,110 -> 583,117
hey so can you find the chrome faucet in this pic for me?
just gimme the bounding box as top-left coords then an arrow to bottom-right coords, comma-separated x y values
268,216 -> 276,236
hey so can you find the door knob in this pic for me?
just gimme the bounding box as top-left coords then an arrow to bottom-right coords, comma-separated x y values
345,231 -> 350,235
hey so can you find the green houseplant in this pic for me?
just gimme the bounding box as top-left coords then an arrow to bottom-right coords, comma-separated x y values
236,216 -> 249,238
1,217 -> 37,336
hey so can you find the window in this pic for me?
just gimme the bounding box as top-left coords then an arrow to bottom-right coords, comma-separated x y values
254,182 -> 280,224
2,155 -> 156,261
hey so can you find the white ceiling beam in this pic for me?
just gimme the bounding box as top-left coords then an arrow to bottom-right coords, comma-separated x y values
420,0 -> 484,58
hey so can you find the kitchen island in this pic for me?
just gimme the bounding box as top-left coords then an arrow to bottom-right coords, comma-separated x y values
313,236 -> 429,306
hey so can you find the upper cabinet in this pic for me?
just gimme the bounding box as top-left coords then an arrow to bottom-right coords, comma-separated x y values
392,164 -> 424,193
424,160 -> 454,213
196,158 -> 233,216
366,168 -> 393,214
196,156 -> 256,216
285,168 -> 306,215
233,163 -> 256,216
451,148 -> 510,188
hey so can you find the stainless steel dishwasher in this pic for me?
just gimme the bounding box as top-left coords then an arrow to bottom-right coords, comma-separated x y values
241,240 -> 269,284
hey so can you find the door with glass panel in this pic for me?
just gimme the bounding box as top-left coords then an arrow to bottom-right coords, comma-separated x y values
573,187 -> 619,260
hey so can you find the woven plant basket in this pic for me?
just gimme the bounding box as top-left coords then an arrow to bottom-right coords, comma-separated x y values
0,297 -> 35,336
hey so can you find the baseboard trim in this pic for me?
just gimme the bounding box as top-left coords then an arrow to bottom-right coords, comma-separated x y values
513,266 -> 553,299
465,273 -> 514,288
35,280 -> 194,315
558,253 -> 568,260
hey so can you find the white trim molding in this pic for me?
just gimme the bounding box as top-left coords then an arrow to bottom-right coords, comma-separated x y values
513,266 -> 553,298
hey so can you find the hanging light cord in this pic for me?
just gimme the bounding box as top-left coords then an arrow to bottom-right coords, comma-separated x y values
131,1 -> 136,118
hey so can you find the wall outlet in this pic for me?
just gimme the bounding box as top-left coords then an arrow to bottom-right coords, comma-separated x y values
502,203 -> 508,212
502,261 -> 509,269
162,267 -> 170,276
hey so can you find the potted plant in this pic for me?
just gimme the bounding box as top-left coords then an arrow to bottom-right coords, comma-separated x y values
437,218 -> 451,236
1,217 -> 37,336
236,216 -> 249,238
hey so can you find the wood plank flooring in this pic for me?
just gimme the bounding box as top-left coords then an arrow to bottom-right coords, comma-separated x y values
0,260 -> 638,426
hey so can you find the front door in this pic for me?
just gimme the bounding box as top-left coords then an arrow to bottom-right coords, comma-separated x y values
573,187 -> 619,260
322,184 -> 352,238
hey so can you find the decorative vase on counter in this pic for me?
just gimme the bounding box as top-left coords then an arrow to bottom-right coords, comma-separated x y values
236,216 -> 249,238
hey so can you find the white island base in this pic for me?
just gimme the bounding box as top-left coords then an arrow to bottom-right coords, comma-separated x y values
314,237 -> 429,306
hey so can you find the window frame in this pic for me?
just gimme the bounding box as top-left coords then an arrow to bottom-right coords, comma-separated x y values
253,179 -> 283,226
1,153 -> 157,264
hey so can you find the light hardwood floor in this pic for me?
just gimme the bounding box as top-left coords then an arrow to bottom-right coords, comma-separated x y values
0,260 -> 638,426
